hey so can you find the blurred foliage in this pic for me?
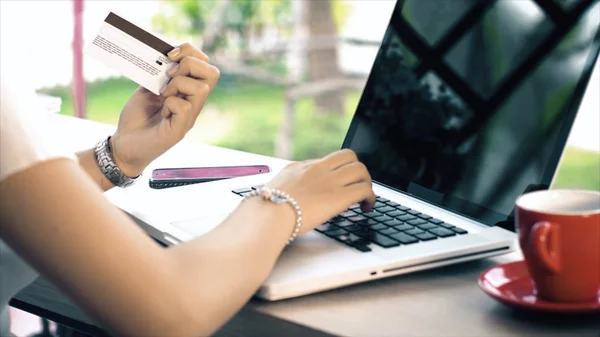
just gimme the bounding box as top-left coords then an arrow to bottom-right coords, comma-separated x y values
150,0 -> 354,155
40,76 -> 358,160
42,0 -> 600,197
152,0 -> 293,52
152,0 -> 349,49
211,80 -> 358,159
331,0 -> 350,32
153,0 -> 286,38
40,76 -> 600,192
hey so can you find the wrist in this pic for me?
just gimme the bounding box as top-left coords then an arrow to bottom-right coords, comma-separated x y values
109,135 -> 145,178
237,196 -> 297,244
94,136 -> 141,188
242,187 -> 303,244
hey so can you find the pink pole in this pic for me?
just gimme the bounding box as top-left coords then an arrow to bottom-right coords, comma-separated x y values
73,0 -> 86,118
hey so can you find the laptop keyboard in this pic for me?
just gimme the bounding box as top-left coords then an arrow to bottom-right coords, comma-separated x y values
231,186 -> 468,252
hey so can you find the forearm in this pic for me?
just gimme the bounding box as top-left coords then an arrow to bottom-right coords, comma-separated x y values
167,197 -> 295,336
1,158 -> 295,337
73,145 -> 292,334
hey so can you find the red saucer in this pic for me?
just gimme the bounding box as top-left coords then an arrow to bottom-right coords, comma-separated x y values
478,261 -> 600,314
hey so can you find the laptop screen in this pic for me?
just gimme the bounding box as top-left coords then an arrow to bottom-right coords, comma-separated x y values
342,0 -> 600,228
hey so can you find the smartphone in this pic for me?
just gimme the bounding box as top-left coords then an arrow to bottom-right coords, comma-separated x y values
149,165 -> 271,189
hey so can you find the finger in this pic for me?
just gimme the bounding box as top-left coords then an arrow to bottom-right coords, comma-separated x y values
335,161 -> 372,187
161,96 -> 195,133
160,76 -> 210,109
167,42 -> 209,63
161,77 -> 209,123
322,149 -> 359,170
168,56 -> 220,87
360,199 -> 376,213
345,181 -> 376,212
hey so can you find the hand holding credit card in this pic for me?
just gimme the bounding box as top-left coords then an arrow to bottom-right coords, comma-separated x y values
83,12 -> 220,178
85,12 -> 177,95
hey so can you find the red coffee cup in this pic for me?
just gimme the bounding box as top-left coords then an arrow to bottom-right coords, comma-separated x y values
516,189 -> 600,303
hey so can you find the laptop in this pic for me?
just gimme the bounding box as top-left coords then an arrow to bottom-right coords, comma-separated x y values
117,0 -> 600,301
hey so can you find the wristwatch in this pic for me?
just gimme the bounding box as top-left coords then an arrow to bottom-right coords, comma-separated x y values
94,136 -> 140,188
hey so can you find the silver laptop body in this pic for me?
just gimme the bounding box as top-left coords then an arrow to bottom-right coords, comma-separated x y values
110,0 -> 600,301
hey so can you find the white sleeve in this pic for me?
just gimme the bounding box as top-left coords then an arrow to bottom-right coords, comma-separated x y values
0,77 -> 78,182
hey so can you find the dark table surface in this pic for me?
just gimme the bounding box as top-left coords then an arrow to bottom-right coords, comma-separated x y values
11,253 -> 600,337
10,277 -> 336,337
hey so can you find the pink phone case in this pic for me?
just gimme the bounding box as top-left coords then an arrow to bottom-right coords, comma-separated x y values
149,165 -> 271,189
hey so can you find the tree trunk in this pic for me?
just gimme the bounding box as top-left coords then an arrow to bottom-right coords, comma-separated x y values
305,0 -> 344,114
288,0 -> 307,82
198,0 -> 232,53
276,97 -> 296,159
240,24 -> 252,59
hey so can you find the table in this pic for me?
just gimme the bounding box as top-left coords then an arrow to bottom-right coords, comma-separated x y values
10,115 -> 600,337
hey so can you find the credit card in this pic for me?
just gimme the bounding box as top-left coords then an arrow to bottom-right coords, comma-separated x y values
85,12 -> 175,95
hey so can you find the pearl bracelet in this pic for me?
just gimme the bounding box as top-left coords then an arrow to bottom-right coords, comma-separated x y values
242,187 -> 302,244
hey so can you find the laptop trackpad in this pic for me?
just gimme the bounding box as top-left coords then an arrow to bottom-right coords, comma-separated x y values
171,214 -> 229,238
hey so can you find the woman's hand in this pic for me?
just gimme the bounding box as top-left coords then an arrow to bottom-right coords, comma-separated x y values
110,43 -> 220,177
266,149 -> 376,235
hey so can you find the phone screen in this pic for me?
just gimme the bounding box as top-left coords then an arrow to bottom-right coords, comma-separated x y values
152,166 -> 270,181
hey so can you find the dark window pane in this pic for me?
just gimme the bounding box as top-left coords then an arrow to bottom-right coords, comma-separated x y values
400,0 -> 474,46
380,23 -> 419,68
445,0 -> 554,98
450,1 -> 600,213
344,1 -> 599,225
351,38 -> 476,199
554,0 -> 582,11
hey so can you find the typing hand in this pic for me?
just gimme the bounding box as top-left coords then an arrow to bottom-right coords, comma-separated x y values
110,43 -> 220,177
266,149 -> 376,235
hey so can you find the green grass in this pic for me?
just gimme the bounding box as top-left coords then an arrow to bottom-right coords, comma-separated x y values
209,78 -> 358,159
42,77 -> 138,124
41,76 -> 359,160
552,147 -> 600,191
40,76 -> 599,191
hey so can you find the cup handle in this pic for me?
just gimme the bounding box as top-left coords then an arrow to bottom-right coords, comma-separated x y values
530,221 -> 560,273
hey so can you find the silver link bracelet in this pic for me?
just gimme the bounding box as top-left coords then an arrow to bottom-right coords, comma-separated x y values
242,187 -> 303,244
94,136 -> 140,188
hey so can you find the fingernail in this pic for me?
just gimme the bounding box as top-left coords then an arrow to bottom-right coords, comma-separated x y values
168,65 -> 179,76
168,48 -> 180,58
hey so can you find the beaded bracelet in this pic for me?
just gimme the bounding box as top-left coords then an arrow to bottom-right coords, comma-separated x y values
242,187 -> 303,244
